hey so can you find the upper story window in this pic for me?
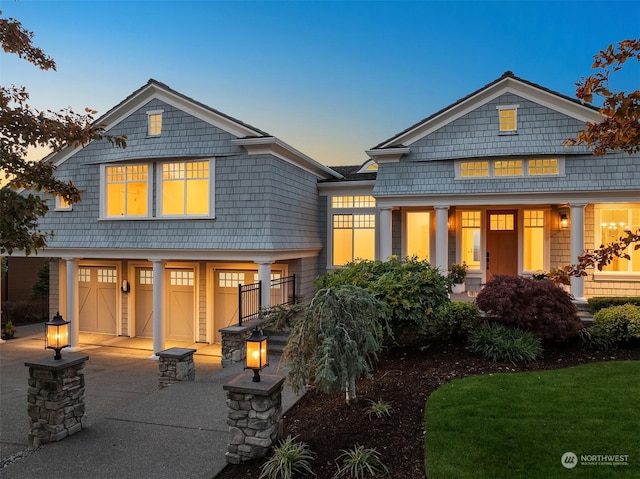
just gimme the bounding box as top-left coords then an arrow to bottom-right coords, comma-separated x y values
457,158 -> 562,179
161,160 -> 210,216
494,160 -> 523,176
147,110 -> 163,136
461,161 -> 489,177
528,158 -> 558,175
105,164 -> 149,217
497,105 -> 519,133
55,196 -> 72,211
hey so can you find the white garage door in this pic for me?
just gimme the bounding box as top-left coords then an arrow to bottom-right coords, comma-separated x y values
78,267 -> 117,334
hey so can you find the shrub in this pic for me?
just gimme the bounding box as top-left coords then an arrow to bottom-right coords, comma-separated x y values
468,323 -> 543,365
578,325 -> 617,351
334,445 -> 389,479
259,435 -> 315,479
315,256 -> 450,335
475,275 -> 582,340
593,304 -> 640,342
587,297 -> 640,314
428,302 -> 482,339
365,399 -> 393,420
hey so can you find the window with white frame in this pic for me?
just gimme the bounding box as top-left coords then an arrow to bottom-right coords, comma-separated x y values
523,210 -> 545,271
457,158 -> 561,179
56,196 -> 72,211
597,205 -> 640,273
147,110 -> 163,136
497,105 -> 518,132
330,195 -> 376,266
161,160 -> 210,216
105,164 -> 149,217
460,211 -> 481,269
405,211 -> 430,261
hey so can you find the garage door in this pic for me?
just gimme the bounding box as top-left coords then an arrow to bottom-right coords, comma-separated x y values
135,267 -> 153,338
78,267 -> 117,334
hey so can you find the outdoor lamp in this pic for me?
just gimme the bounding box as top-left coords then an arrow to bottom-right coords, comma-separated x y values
245,327 -> 269,382
45,312 -> 69,360
560,213 -> 569,229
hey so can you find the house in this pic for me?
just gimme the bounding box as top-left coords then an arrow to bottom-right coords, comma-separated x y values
31,79 -> 341,355
335,71 -> 639,301
28,73 -> 639,356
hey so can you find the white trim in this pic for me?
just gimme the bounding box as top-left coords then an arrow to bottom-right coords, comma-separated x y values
156,158 -> 215,219
100,163 -> 152,219
365,147 -> 411,163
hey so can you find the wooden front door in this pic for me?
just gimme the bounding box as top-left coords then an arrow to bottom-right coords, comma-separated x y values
486,210 -> 518,278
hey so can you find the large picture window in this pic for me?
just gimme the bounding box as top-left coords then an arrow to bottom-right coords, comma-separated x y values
405,212 -> 430,261
331,195 -> 376,266
598,206 -> 640,273
105,164 -> 148,217
161,160 -> 209,216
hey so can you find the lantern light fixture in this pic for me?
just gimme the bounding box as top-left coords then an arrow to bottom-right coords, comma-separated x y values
245,327 -> 269,382
45,312 -> 69,360
559,213 -> 569,229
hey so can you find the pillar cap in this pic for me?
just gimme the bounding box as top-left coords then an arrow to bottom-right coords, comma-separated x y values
25,353 -> 89,370
223,373 -> 285,395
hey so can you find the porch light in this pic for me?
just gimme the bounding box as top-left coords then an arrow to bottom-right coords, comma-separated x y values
45,312 -> 69,360
559,213 -> 569,229
245,327 -> 269,382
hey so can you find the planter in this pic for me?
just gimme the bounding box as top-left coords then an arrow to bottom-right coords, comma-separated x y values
1,330 -> 15,340
451,283 -> 466,294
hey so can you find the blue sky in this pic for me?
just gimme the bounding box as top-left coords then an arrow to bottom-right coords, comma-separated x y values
1,0 -> 639,166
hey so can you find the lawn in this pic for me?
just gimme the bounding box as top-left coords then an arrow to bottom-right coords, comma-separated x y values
425,361 -> 640,478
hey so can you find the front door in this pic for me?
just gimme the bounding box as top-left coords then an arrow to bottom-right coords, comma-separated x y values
486,210 -> 518,278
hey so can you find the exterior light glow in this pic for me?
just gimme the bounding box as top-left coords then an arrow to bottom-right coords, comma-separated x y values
45,312 -> 70,360
245,327 -> 268,382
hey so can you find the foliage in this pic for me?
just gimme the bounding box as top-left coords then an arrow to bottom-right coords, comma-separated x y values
334,445 -> 389,479
577,324 -> 617,351
564,39 -> 640,155
365,399 -> 393,420
428,302 -> 482,339
259,435 -> 316,479
568,228 -> 640,277
447,262 -> 468,284
0,11 -> 126,254
467,323 -> 543,365
315,256 -> 450,335
3,320 -> 15,332
282,285 -> 390,404
593,304 -> 640,343
31,260 -> 50,299
260,303 -> 305,331
475,275 -> 583,340
587,296 -> 640,313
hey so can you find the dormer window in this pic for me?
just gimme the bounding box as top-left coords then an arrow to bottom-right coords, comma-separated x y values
497,105 -> 519,133
147,110 -> 163,136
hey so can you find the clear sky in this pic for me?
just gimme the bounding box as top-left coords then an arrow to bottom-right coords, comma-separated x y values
1,0 -> 639,166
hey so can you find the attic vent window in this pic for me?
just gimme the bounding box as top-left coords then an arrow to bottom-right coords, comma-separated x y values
497,105 -> 519,133
147,110 -> 163,136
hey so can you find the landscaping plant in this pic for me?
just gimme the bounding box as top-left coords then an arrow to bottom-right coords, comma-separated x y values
283,285 -> 390,404
428,302 -> 482,339
593,303 -> 640,343
364,399 -> 393,420
475,275 -> 582,340
315,256 -> 450,335
259,435 -> 316,479
467,323 -> 543,365
334,445 -> 389,479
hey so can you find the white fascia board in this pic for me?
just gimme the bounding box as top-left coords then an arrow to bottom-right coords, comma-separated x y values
232,137 -> 342,179
381,77 -> 601,148
318,180 -> 376,195
365,147 -> 411,163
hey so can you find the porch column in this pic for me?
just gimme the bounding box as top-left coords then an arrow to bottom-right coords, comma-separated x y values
64,258 -> 80,351
569,203 -> 586,301
379,207 -> 393,261
257,262 -> 272,309
0,255 -> 3,344
434,206 -> 450,273
151,259 -> 166,358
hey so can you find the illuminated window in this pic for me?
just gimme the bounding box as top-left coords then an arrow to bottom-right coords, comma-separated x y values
139,270 -> 153,285
105,164 -> 148,217
523,210 -> 545,271
461,211 -> 481,269
161,160 -> 209,216
490,214 -> 514,231
529,159 -> 558,175
331,195 -> 376,208
148,110 -> 163,136
333,214 -> 375,266
56,196 -> 72,211
406,212 -> 430,261
79,268 -> 91,283
497,106 -> 518,132
460,161 -> 489,177
598,207 -> 640,273
170,270 -> 194,286
495,160 -> 523,176
98,269 -> 117,283
219,272 -> 245,288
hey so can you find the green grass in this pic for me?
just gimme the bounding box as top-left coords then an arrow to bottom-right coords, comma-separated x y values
424,361 -> 640,479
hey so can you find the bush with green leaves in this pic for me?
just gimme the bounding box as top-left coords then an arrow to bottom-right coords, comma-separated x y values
315,256 -> 450,335
577,325 -> 618,351
259,435 -> 315,479
587,296 -> 640,314
475,275 -> 582,340
467,323 -> 543,365
283,285 -> 390,404
334,445 -> 389,479
593,304 -> 640,343
428,302 -> 482,339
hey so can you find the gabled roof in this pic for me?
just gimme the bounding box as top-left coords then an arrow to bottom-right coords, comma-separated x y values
368,71 -> 601,153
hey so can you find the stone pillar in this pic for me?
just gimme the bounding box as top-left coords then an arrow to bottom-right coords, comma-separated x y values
157,347 -> 196,388
25,354 -> 89,446
223,373 -> 285,464
569,203 -> 586,301
378,207 -> 393,261
435,205 -> 450,273
220,325 -> 255,367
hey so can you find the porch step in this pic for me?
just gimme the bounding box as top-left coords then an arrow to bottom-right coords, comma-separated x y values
265,328 -> 290,355
574,300 -> 594,325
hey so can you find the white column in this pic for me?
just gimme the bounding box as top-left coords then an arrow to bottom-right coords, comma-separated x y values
151,259 -> 166,358
569,203 -> 586,301
257,262 -> 272,309
0,256 -> 4,344
65,258 -> 80,351
435,206 -> 450,273
378,207 -> 393,261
